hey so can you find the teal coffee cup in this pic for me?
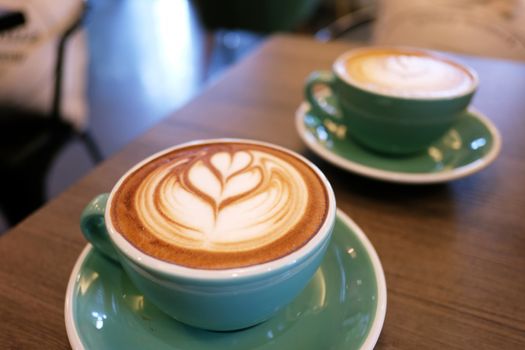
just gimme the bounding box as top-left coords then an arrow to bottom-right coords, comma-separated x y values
305,47 -> 478,155
80,139 -> 336,331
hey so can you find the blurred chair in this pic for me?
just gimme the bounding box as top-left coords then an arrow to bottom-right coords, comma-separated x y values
0,3 -> 102,226
193,0 -> 321,79
194,0 -> 321,33
315,0 -> 525,61
315,4 -> 376,42
373,0 -> 525,61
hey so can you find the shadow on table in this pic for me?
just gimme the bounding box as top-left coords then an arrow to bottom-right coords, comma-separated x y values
304,150 -> 459,219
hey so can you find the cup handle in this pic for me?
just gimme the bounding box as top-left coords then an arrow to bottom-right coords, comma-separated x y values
80,193 -> 120,262
305,71 -> 342,122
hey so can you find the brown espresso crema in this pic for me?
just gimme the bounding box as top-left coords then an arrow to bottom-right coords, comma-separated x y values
339,48 -> 476,98
110,142 -> 329,269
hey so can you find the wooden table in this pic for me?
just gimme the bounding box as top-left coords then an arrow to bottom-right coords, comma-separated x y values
1,35 -> 524,349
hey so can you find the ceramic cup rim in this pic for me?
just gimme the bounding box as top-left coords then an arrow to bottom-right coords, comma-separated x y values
104,138 -> 337,281
332,45 -> 479,101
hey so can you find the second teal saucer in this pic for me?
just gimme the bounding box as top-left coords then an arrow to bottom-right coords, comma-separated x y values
295,98 -> 501,184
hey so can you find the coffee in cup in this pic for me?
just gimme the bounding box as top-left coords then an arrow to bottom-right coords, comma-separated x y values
305,47 -> 478,154
340,48 -> 475,99
110,141 -> 329,269
81,139 -> 336,331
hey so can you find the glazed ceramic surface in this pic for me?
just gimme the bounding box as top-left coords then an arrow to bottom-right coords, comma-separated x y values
304,48 -> 478,154
80,138 -> 337,331
65,210 -> 387,350
296,97 -> 501,184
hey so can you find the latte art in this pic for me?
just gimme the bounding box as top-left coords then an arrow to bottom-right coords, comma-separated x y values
136,149 -> 308,251
110,142 -> 329,269
339,49 -> 475,98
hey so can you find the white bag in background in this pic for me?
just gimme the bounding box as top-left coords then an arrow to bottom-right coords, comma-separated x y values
0,0 -> 88,130
373,0 -> 525,61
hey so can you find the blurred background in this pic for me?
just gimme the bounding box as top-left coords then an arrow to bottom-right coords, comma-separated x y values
0,0 -> 523,233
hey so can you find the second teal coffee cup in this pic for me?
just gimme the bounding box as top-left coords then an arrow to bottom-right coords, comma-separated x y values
305,47 -> 478,155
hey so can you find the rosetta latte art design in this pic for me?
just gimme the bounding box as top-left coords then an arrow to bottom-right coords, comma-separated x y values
111,142 -> 329,269
135,148 -> 308,252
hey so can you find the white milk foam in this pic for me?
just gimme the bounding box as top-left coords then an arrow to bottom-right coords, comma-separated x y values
340,51 -> 474,98
134,150 -> 308,252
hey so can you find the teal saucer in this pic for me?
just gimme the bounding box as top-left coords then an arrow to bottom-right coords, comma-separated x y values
65,210 -> 386,350
295,98 -> 501,184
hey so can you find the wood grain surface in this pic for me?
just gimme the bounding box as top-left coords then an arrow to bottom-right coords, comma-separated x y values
1,35 -> 524,349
